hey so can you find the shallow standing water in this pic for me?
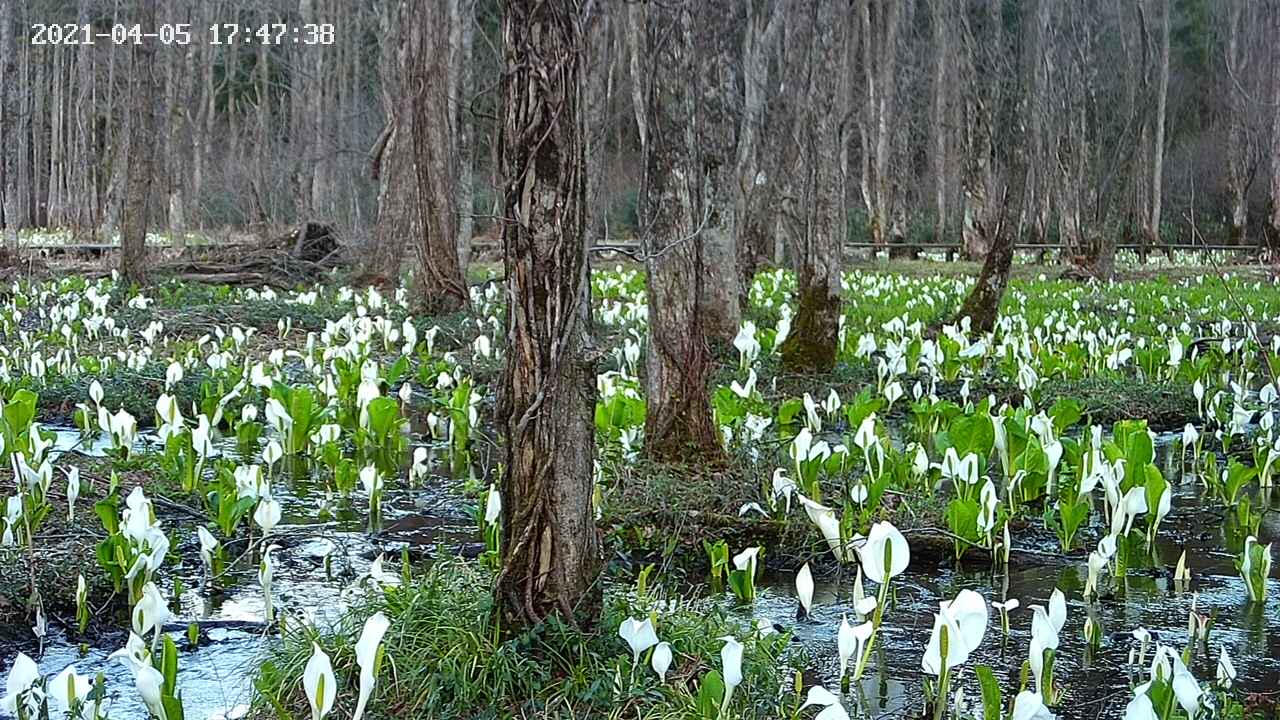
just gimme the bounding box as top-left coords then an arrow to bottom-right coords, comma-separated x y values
742,437 -> 1280,719
5,431 -> 476,720
6,430 -> 1278,720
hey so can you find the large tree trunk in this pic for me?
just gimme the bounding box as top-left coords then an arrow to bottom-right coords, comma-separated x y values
365,0 -> 417,282
119,0 -> 157,285
495,0 -> 601,630
291,0 -> 316,224
958,1 -> 1005,263
733,0 -> 782,308
780,0 -> 848,373
0,0 -> 17,256
584,1 -> 612,250
862,0 -> 902,250
1025,0 -> 1052,250
454,0 -> 476,269
1269,3 -> 1280,251
929,0 -> 949,247
1056,1 -> 1113,279
412,6 -> 469,313
693,0 -> 742,344
630,0 -> 723,462
1225,0 -> 1249,245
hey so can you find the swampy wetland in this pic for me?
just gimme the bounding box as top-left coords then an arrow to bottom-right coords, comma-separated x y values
0,260 -> 1277,720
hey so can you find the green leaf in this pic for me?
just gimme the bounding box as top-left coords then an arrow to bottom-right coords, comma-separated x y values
93,499 -> 120,534
975,665 -> 1002,720
696,670 -> 725,720
1048,397 -> 1083,434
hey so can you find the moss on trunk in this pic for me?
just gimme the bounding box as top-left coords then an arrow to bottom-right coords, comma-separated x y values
780,281 -> 839,372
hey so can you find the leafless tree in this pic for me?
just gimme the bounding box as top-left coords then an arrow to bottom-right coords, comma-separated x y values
119,0 -> 158,284
628,0 -> 724,461
1269,2 -> 1280,249
410,1 -> 469,313
778,0 -> 851,372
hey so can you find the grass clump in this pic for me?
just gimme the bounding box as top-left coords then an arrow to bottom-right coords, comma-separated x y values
252,557 -> 798,720
1036,376 -> 1194,431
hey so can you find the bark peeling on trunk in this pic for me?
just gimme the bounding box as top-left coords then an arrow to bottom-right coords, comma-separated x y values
495,0 -> 601,631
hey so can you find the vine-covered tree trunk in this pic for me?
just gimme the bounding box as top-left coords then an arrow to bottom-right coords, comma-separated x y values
119,0 -> 157,285
780,0 -> 848,373
630,0 -> 723,461
495,0 -> 601,630
412,5 -> 469,313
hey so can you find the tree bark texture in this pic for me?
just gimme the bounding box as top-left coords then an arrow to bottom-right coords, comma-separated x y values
1266,1 -> 1280,250
861,0 -> 902,249
412,4 -> 470,313
365,0 -> 417,283
630,0 -> 724,462
495,0 -> 601,630
691,0 -> 742,343
119,0 -> 158,285
955,188 -> 1013,333
779,0 -> 848,373
733,0 -> 782,308
0,0 -> 17,255
1147,0 -> 1170,249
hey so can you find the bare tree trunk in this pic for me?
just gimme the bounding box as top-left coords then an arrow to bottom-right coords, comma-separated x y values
252,37 -> 271,226
495,0 -> 600,630
120,0 -> 158,285
958,1 -> 1005,262
365,0 -> 416,282
291,0 -> 316,224
862,0 -> 902,250
412,6 -> 469,313
1057,1 -> 1112,279
780,0 -> 848,373
1127,0 -> 1151,259
630,0 -> 723,461
1225,0 -> 1249,245
0,0 -> 17,255
454,0 -> 476,269
692,0 -> 742,343
584,1 -> 611,250
929,0 -> 949,246
1147,0 -> 1170,249
1026,0 -> 1052,249
163,7 -> 187,251
733,0 -> 782,306
1269,3 -> 1280,251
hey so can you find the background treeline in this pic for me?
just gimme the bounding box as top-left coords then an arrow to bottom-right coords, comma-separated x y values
1,0 -> 1278,272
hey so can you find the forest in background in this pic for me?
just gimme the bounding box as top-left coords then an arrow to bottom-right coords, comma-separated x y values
1,0 -> 1279,279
